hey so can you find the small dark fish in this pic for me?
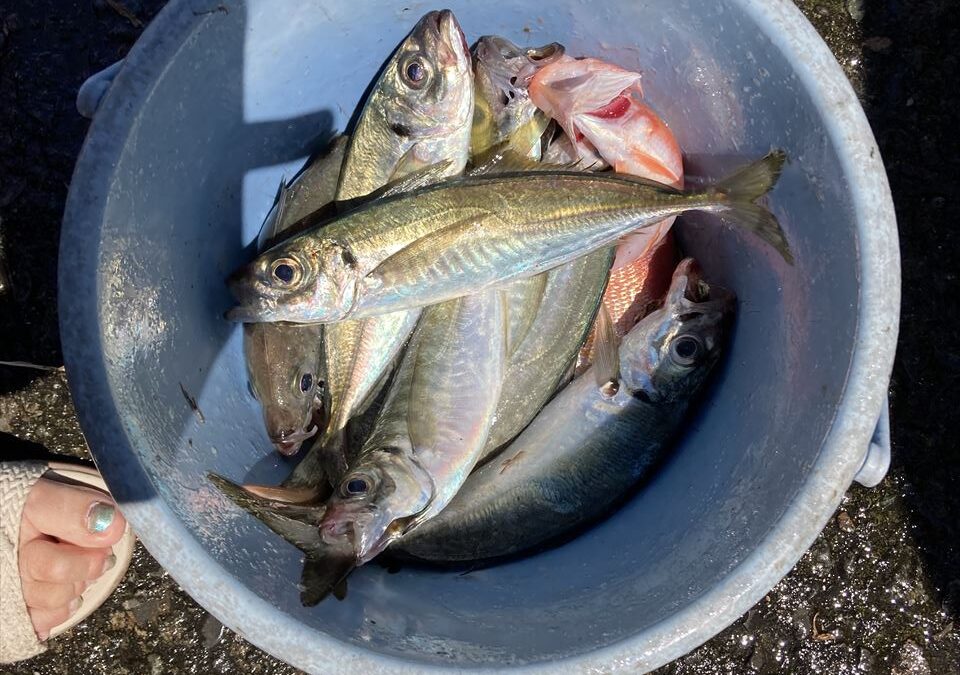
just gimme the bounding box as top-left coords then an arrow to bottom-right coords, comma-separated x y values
179,382 -> 205,424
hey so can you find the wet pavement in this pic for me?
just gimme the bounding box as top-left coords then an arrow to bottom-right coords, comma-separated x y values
1,0 -> 957,673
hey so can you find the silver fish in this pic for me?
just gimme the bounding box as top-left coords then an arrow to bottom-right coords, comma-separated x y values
311,309 -> 421,480
307,9 -> 474,481
481,246 -> 614,461
226,150 -> 787,323
471,36 -> 563,159
395,258 -> 734,562
336,9 -> 473,202
243,137 -> 348,454
311,290 -> 504,599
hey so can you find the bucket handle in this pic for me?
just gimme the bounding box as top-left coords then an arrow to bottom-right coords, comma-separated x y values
77,60 -> 124,119
852,395 -> 890,488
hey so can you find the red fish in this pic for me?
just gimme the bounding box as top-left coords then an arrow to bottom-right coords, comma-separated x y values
530,56 -> 684,366
578,230 -> 677,371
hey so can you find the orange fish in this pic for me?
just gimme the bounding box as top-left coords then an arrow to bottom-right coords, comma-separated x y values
530,55 -> 684,368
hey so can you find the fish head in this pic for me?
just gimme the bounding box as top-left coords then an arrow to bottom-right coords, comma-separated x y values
343,10 -> 472,194
471,36 -> 564,150
320,444 -> 433,565
227,236 -> 358,323
243,322 -> 323,456
620,258 -> 735,403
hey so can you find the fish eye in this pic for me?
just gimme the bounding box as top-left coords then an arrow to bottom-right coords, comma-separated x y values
271,258 -> 301,286
600,379 -> 620,398
406,61 -> 425,82
299,373 -> 313,393
400,56 -> 429,88
669,334 -> 704,366
341,474 -> 373,497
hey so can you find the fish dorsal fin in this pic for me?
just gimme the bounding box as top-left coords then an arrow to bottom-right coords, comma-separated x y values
256,176 -> 291,250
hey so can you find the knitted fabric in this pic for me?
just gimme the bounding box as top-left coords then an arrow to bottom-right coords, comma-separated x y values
0,461 -> 47,663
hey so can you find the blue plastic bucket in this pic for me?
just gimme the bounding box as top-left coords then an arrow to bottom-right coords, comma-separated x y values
61,0 -> 899,671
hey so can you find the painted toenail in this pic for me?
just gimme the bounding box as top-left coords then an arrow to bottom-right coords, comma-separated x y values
68,596 -> 83,614
86,502 -> 115,533
100,553 -> 117,575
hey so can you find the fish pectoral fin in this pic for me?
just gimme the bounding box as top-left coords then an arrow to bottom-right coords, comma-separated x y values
377,158 -> 456,197
591,302 -> 621,395
365,211 -> 493,287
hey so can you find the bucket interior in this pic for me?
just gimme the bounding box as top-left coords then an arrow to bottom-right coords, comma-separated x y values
86,0 -> 859,666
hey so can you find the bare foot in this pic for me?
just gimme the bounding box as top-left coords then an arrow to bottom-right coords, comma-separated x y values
18,476 -> 127,640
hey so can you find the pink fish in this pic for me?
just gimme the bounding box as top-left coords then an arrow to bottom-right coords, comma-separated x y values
530,55 -> 683,270
531,56 -> 685,368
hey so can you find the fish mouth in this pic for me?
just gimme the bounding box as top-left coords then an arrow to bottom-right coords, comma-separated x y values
663,258 -> 737,321
226,264 -> 258,298
438,10 -> 469,63
527,42 -> 564,62
474,35 -> 522,63
225,268 -> 274,322
271,425 -> 318,456
674,258 -> 704,300
225,304 -> 267,322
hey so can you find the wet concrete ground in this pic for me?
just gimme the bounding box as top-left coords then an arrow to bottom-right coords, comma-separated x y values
1,0 -> 957,673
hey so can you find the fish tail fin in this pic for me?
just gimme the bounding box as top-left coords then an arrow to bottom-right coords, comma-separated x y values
300,554 -> 353,606
210,471 -> 354,607
713,150 -> 793,264
715,150 -> 786,200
